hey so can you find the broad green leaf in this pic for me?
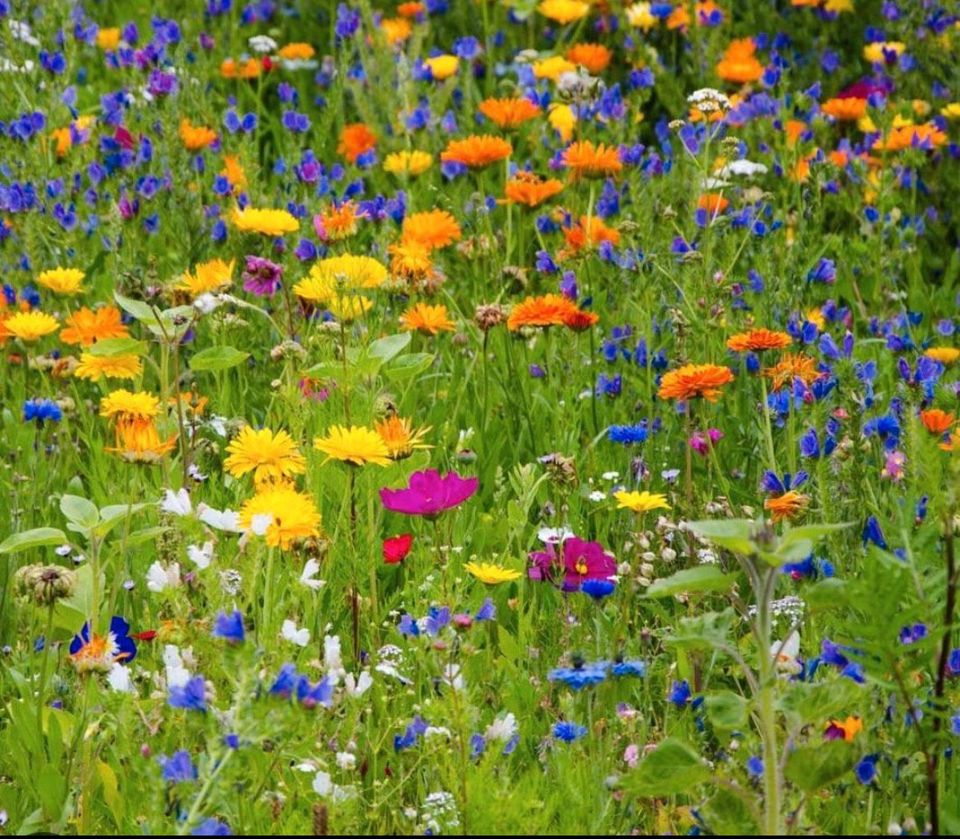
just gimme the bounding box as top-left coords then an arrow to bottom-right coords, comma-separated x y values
647,565 -> 736,598
190,345 -> 250,372
685,519 -> 756,556
0,527 -> 67,554
97,760 -> 123,829
784,739 -> 860,792
37,763 -> 67,820
663,609 -> 736,651
368,332 -> 411,363
779,678 -> 864,724
779,522 -> 853,549
114,292 -> 157,323
704,691 -> 750,730
383,352 -> 434,381
85,337 -> 148,357
124,526 -> 169,546
701,787 -> 759,835
95,503 -> 151,538
60,494 -> 99,529
622,738 -> 711,797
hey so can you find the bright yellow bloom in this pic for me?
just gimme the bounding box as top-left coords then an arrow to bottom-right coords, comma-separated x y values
626,2 -> 658,30
538,0 -> 590,25
177,259 -> 234,297
107,420 -> 177,463
224,427 -> 307,486
99,390 -> 161,421
293,255 -> 388,302
924,347 -> 959,365
5,311 -> 59,341
548,103 -> 577,142
400,302 -> 455,335
533,56 -> 576,81
238,486 -> 322,549
863,41 -> 905,64
231,207 -> 299,236
383,150 -> 433,177
96,27 -> 121,50
37,267 -> 85,295
941,103 -> 960,120
375,415 -> 431,460
424,55 -> 458,80
74,353 -> 142,381
327,294 -> 373,322
464,561 -> 523,585
614,490 -> 671,514
314,425 -> 391,466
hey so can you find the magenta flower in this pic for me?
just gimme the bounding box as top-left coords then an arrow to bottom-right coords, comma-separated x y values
379,469 -> 478,518
528,536 -> 616,593
242,255 -> 283,297
688,427 -> 724,456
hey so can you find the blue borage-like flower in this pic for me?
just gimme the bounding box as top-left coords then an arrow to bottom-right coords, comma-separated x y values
394,715 -> 429,752
191,817 -> 232,836
267,663 -> 333,709
760,470 -> 808,495
158,750 -> 196,783
398,599 -> 495,637
552,721 -> 588,743
211,610 -> 245,643
169,675 -> 208,712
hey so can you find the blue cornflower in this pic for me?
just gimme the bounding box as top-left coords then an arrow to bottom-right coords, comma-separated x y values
855,754 -> 878,785
612,659 -> 646,678
608,423 -> 648,445
552,721 -> 588,742
192,818 -> 232,836
581,578 -> 616,599
668,679 -> 692,707
159,750 -> 196,783
548,663 -> 607,690
23,398 -> 62,424
211,610 -> 244,644
168,676 -> 207,712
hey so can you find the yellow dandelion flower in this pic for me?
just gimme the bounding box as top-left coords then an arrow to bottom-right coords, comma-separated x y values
74,352 -> 142,381
99,390 -> 161,421
238,486 -> 322,549
177,259 -> 235,297
614,490 -> 671,513
293,255 -> 388,302
314,425 -> 391,466
5,311 -> 59,342
464,561 -> 523,585
224,426 -> 307,486
37,267 -> 85,295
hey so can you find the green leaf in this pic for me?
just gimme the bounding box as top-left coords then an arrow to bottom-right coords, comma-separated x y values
97,760 -> 123,829
704,691 -> 750,730
190,345 -> 250,372
114,292 -> 157,323
685,519 -> 757,556
0,527 -> 67,554
124,526 -> 169,546
622,738 -> 711,797
647,565 -> 737,598
37,763 -> 67,820
779,678 -> 864,724
784,739 -> 860,792
701,787 -> 759,835
85,337 -> 148,357
60,494 -> 100,529
383,352 -> 434,381
663,609 -> 736,651
368,332 -> 411,363
804,578 -> 852,612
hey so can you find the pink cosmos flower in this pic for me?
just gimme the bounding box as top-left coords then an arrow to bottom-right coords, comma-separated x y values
379,469 -> 478,518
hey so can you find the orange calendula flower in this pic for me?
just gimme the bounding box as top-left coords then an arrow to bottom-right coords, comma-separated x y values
337,123 -> 377,163
504,173 -> 564,207
74,353 -> 142,381
563,309 -> 600,332
389,240 -> 435,281
726,329 -> 793,353
562,215 -> 620,253
716,38 -> 764,84
821,97 -> 868,122
400,302 -> 456,335
920,409 -> 955,435
697,193 -> 730,215
402,210 -> 462,251
375,415 -> 432,460
507,294 -> 579,331
764,353 -> 820,391
873,123 -> 947,152
278,43 -> 315,61
923,347 -> 959,365
317,202 -> 361,241
562,141 -> 623,179
397,2 -> 425,17
221,57 -> 261,79
220,155 -> 247,190
440,135 -> 513,168
478,97 -> 542,129
657,364 -> 735,402
538,0 -> 590,25
179,119 -> 217,151
566,43 -> 612,74
61,306 -> 129,347
764,491 -> 809,522
380,17 -> 413,45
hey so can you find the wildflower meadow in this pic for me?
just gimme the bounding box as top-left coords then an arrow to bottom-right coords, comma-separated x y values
2,0 -> 960,834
